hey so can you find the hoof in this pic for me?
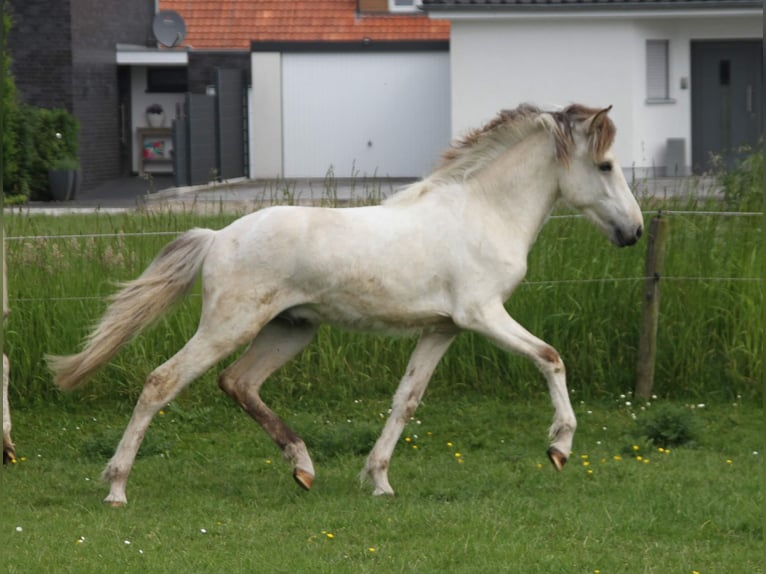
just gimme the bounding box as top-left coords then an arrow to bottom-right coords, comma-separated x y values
293,468 -> 314,491
3,448 -> 16,465
109,500 -> 127,508
372,487 -> 395,497
547,447 -> 568,471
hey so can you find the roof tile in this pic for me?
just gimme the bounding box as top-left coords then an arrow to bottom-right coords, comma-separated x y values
160,0 -> 449,49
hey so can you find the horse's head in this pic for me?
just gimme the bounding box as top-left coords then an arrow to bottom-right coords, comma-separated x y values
556,106 -> 643,247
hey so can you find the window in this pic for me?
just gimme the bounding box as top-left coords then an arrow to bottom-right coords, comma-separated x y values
388,0 -> 421,13
147,67 -> 188,93
646,40 -> 672,102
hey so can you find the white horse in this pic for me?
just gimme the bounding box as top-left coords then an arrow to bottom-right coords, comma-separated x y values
49,104 -> 643,506
3,240 -> 14,465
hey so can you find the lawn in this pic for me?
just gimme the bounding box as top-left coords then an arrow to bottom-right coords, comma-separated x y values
3,394 -> 762,573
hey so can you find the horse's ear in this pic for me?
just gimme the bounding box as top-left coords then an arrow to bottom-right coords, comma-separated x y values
586,105 -> 613,135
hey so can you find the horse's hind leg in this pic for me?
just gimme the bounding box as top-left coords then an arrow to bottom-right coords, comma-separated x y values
103,329 -> 254,506
363,330 -> 456,496
218,319 -> 318,490
3,353 -> 15,464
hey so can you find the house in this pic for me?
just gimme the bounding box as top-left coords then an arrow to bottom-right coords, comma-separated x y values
7,0 -> 450,191
7,0 -> 155,190
160,0 -> 451,179
421,0 -> 763,176
6,0 -> 251,190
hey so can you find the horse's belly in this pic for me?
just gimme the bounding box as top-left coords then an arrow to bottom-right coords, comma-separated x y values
279,302 -> 453,335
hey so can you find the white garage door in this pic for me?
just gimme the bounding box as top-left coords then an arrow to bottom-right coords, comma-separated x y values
282,51 -> 450,179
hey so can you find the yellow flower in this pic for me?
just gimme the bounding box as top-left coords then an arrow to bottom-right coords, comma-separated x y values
580,454 -> 589,459
455,452 -> 462,458
726,459 -> 733,465
632,445 -> 640,451
636,455 -> 643,462
404,436 -> 412,443
613,455 -> 623,461
447,441 -> 453,447
536,463 -> 543,470
368,547 -> 376,553
582,461 -> 590,467
326,532 -> 334,539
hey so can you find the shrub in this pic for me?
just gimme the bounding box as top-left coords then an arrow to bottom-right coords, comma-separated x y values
12,105 -> 79,199
1,9 -> 21,196
635,403 -> 701,448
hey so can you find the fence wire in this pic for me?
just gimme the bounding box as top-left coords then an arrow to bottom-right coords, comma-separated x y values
5,209 -> 762,305
4,209 -> 762,242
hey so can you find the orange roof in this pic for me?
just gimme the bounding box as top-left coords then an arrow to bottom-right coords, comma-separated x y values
160,0 -> 450,50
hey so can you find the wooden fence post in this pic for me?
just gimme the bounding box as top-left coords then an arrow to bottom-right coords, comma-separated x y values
635,212 -> 669,399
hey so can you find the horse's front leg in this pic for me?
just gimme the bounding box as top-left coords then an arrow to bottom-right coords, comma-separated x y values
3,353 -> 15,464
363,329 -> 456,496
457,301 -> 575,470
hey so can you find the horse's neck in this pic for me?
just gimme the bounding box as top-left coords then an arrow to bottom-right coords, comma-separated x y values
469,132 -> 560,249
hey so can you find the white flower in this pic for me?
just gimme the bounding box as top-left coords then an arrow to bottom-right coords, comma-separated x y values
15,526 -> 23,532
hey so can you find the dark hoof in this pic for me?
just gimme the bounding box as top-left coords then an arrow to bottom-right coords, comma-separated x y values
3,448 -> 17,465
547,447 -> 567,471
293,468 -> 314,491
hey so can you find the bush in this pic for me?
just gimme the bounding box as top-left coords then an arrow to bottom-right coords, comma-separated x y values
11,105 -> 79,199
635,403 -> 701,448
1,9 -> 20,196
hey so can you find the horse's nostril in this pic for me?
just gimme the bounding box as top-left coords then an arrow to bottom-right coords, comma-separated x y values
636,226 -> 643,240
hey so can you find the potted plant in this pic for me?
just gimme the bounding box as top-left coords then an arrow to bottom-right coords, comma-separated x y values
48,156 -> 80,201
146,103 -> 165,128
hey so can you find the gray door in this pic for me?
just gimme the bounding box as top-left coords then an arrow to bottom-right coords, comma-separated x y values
691,40 -> 762,173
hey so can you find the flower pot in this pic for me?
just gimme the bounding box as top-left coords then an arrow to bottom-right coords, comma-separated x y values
147,112 -> 165,128
48,169 -> 79,201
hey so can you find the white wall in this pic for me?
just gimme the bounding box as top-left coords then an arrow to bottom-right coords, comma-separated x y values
450,19 -> 638,165
448,12 -> 761,176
249,53 -> 284,179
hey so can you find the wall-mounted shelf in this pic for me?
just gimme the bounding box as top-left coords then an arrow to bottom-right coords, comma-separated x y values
137,128 -> 173,175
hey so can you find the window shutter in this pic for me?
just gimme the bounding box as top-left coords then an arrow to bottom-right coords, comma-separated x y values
646,40 -> 669,100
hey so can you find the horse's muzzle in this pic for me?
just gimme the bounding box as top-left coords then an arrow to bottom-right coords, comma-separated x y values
614,224 -> 643,247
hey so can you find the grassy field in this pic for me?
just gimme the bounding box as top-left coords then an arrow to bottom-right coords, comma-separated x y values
2,176 -> 763,572
2,395 -> 762,573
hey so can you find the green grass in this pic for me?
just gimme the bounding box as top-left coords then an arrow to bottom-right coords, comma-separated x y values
4,195 -> 761,405
2,396 -> 762,573
2,181 -> 762,572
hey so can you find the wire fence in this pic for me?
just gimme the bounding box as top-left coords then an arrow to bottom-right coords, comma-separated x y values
4,209 -> 763,305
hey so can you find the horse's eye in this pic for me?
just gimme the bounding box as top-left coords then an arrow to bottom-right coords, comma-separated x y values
598,161 -> 613,173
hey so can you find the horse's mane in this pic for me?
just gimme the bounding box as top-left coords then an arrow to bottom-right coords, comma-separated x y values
386,103 -> 615,206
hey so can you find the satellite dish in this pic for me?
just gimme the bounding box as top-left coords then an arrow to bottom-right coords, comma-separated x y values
153,11 -> 187,48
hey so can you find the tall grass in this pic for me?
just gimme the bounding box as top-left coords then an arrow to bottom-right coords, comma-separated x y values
3,186 -> 762,408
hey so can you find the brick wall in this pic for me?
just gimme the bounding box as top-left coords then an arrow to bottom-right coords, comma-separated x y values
7,0 -> 74,110
8,0 -> 155,190
69,0 -> 154,188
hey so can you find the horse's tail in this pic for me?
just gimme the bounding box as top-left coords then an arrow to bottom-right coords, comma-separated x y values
48,228 -> 216,390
